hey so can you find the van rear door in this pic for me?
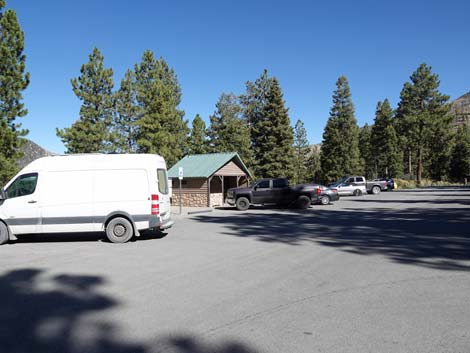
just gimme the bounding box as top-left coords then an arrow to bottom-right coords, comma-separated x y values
156,168 -> 171,215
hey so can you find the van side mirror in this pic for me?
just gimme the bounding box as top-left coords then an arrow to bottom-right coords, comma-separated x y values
0,189 -> 5,200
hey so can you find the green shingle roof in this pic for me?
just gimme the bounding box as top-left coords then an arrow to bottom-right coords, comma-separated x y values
168,152 -> 252,179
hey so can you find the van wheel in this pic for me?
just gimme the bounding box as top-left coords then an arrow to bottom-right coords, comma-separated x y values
106,217 -> 134,243
353,189 -> 362,196
296,195 -> 311,209
236,197 -> 250,211
0,222 -> 9,245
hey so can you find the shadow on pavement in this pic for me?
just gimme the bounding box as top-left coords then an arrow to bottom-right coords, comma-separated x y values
0,269 -> 260,353
193,205 -> 470,271
13,231 -> 168,244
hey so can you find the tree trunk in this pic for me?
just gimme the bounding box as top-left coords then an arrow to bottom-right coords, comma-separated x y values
408,148 -> 412,175
417,147 -> 422,185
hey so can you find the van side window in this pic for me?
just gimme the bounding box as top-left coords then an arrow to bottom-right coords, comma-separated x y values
6,173 -> 38,199
157,169 -> 168,194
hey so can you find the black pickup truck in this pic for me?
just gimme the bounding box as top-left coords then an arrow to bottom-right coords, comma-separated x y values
226,178 -> 321,211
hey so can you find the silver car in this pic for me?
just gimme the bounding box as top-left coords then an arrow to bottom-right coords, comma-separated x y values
329,181 -> 367,196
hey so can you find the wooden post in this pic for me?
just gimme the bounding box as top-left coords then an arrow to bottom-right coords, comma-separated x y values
207,176 -> 212,207
219,175 -> 224,205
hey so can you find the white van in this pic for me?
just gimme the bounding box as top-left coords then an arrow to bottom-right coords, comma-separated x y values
0,154 -> 173,244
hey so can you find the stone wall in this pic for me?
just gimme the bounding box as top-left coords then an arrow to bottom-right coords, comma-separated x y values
210,193 -> 223,207
171,192 -> 207,207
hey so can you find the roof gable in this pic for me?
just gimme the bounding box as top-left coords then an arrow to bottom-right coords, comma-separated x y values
168,152 -> 252,179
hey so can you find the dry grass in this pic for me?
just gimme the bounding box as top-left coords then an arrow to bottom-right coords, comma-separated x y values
394,178 -> 463,189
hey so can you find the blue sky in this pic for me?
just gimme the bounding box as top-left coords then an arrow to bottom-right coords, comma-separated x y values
6,0 -> 470,154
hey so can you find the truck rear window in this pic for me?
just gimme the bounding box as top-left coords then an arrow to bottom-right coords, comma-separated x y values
157,169 -> 168,194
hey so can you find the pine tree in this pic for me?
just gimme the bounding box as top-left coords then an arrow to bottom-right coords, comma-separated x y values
251,77 -> 294,178
56,47 -> 114,153
188,114 -> 209,154
449,125 -> 470,182
240,69 -> 273,176
134,50 -> 189,167
359,124 -> 373,179
0,0 -> 30,185
293,119 -> 310,183
320,76 -> 361,183
370,99 -> 403,178
306,146 -> 321,183
208,93 -> 253,168
111,69 -> 139,153
395,63 -> 450,183
425,108 -> 454,180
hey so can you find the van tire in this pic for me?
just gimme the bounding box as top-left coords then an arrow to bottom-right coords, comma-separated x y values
236,197 -> 250,211
0,222 -> 9,245
106,217 -> 134,243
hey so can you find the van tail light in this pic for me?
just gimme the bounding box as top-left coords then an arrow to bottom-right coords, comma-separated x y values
316,187 -> 321,196
151,194 -> 160,215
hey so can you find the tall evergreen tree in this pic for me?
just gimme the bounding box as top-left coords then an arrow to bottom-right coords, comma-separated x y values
395,63 -> 450,183
111,69 -> 139,153
240,69 -> 273,175
56,47 -> 114,153
425,108 -> 454,180
449,125 -> 470,182
370,99 -> 403,177
306,146 -> 321,183
208,93 -> 253,168
249,76 -> 294,178
134,50 -> 188,167
293,119 -> 310,183
320,76 -> 361,182
0,0 -> 30,185
188,114 -> 209,154
359,124 -> 373,179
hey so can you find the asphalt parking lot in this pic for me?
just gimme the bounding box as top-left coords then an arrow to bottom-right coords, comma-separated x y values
1,187 -> 469,353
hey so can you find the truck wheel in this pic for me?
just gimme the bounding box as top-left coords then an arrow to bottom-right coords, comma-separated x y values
106,217 -> 134,243
320,195 -> 331,205
353,189 -> 362,196
236,197 -> 250,211
296,195 -> 311,209
0,222 -> 9,245
371,186 -> 381,195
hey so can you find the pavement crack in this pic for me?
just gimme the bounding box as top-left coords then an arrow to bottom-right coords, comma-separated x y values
205,273 -> 468,335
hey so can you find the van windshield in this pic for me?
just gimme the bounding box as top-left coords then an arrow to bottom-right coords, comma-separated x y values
157,169 -> 168,194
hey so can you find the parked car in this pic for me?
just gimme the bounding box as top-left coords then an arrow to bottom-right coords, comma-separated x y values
226,178 -> 321,211
328,180 -> 367,196
310,184 -> 340,205
329,176 -> 388,195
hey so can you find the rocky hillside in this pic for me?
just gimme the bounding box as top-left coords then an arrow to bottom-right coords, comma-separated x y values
17,139 -> 55,169
450,92 -> 470,128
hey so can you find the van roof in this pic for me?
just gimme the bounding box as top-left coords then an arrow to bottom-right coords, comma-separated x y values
21,154 -> 166,172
